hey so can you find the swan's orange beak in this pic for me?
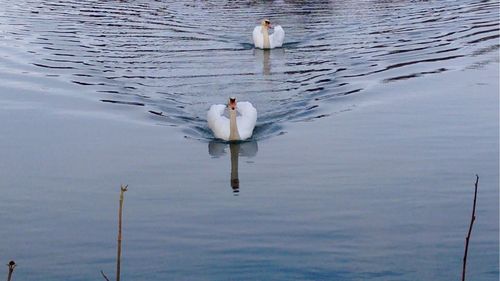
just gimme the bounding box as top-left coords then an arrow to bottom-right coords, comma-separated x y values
228,98 -> 237,110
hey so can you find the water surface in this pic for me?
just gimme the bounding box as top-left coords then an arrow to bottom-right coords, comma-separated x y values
1,0 -> 498,136
0,0 -> 498,280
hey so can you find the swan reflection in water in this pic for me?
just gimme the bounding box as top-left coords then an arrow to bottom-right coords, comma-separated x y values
253,48 -> 285,75
208,141 -> 258,194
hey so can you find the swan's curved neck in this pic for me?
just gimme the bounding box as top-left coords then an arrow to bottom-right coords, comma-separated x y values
229,109 -> 240,141
262,27 -> 270,49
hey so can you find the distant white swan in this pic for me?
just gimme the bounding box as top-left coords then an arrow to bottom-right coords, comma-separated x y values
253,19 -> 285,49
208,97 -> 257,141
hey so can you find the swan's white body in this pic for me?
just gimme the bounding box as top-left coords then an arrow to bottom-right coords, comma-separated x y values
253,25 -> 285,49
208,101 -> 257,141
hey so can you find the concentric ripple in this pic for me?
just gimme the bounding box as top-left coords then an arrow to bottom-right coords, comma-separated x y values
0,0 -> 498,139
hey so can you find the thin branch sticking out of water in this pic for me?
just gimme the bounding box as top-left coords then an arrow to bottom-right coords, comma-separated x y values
101,185 -> 128,281
116,185 -> 128,281
461,175 -> 479,281
100,270 -> 111,281
6,261 -> 16,281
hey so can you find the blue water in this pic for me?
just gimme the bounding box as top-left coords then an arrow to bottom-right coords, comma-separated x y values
0,0 -> 498,280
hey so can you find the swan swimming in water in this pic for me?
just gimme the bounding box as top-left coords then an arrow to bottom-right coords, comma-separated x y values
207,97 -> 257,141
253,19 -> 285,49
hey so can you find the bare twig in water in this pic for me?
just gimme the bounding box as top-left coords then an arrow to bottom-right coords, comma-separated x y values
462,175 -> 479,281
100,270 -> 111,281
101,185 -> 128,281
117,185 -> 128,281
6,261 -> 16,281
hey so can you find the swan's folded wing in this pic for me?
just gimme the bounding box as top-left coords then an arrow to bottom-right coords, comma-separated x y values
270,25 -> 285,48
236,102 -> 257,140
252,26 -> 263,48
207,104 -> 230,140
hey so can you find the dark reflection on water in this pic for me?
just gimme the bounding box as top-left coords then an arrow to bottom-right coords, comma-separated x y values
209,141 -> 258,194
0,0 -> 498,139
254,49 -> 273,76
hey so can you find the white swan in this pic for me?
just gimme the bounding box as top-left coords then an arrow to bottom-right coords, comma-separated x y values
207,97 -> 257,141
253,19 -> 285,49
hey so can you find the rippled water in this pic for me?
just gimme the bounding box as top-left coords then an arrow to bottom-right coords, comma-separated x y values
1,0 -> 498,139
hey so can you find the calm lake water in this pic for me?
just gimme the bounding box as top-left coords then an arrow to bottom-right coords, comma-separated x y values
0,0 -> 498,280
